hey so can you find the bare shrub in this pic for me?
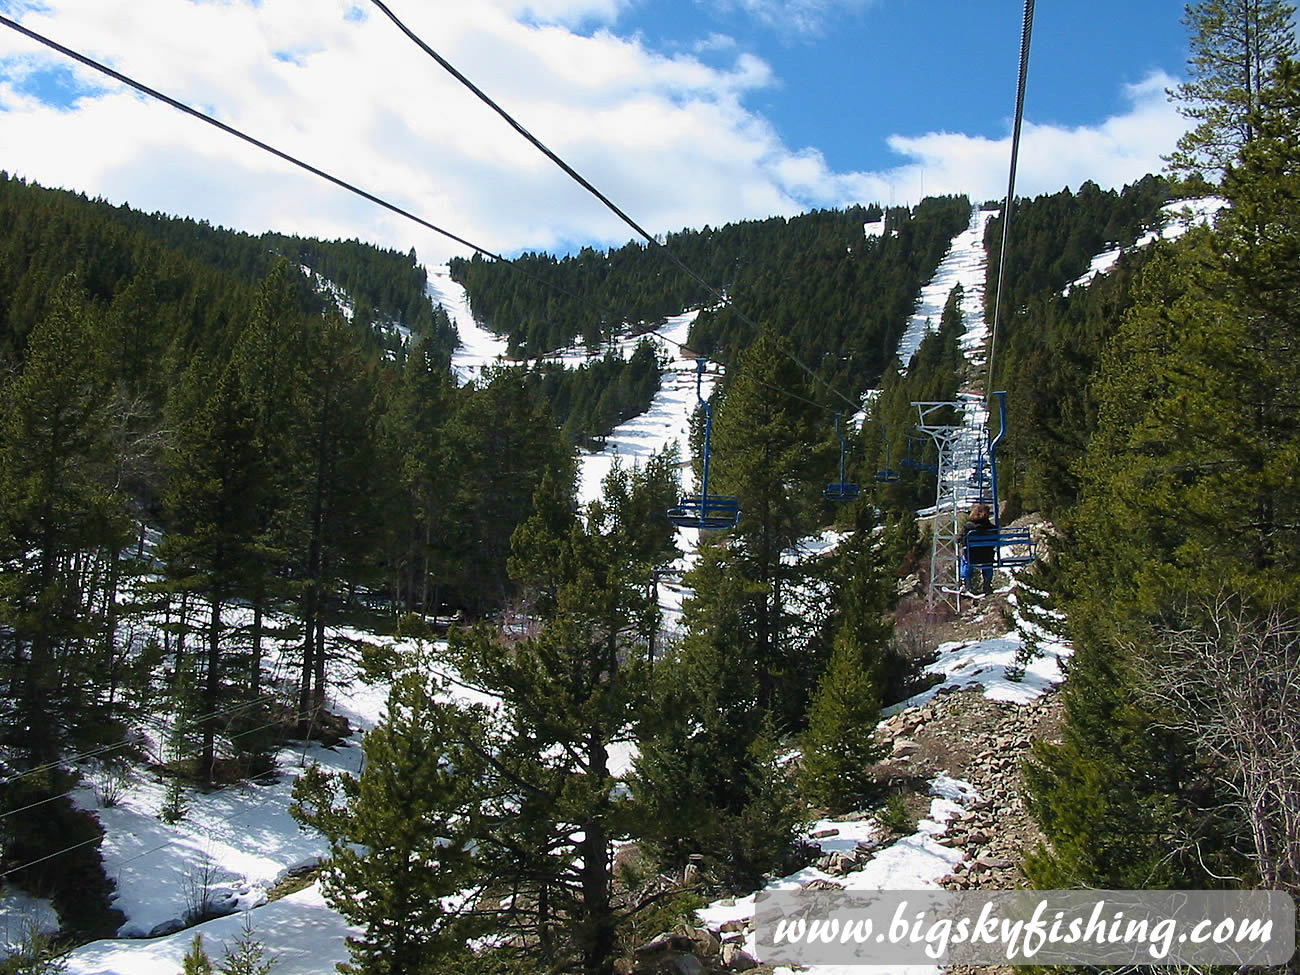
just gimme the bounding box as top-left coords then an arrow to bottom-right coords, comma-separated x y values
1141,598 -> 1300,895
181,847 -> 222,924
90,760 -> 131,809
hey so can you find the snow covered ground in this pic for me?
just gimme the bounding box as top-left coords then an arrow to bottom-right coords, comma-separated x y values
66,884 -> 357,975
70,642 -> 391,942
428,264 -> 512,384
572,310 -> 711,507
896,207 -> 997,372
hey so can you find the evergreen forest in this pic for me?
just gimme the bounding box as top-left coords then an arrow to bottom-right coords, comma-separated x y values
1,2 -> 1299,971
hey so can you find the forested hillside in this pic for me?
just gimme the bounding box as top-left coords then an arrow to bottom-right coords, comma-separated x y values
0,175 -> 641,939
1023,51 -> 1300,900
853,174 -> 1179,518
0,173 -> 460,366
451,196 -> 970,394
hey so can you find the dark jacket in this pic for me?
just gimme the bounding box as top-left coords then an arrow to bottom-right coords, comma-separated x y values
962,515 -> 997,566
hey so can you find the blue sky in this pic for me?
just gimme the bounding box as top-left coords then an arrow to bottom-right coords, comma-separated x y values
617,0 -> 1189,176
0,0 -> 1195,265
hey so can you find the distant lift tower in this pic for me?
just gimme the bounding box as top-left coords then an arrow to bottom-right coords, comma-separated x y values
911,400 -> 982,615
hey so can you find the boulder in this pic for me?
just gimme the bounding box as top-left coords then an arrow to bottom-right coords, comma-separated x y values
891,738 -> 921,757
148,918 -> 186,938
721,943 -> 759,970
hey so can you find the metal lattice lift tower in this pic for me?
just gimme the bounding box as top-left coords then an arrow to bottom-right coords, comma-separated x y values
912,399 -> 988,615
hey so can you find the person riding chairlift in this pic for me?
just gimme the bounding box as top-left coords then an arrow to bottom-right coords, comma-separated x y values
961,502 -> 997,595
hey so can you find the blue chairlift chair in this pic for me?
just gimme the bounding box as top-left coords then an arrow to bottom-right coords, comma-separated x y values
666,358 -> 741,531
960,392 -> 1037,569
825,412 -> 862,501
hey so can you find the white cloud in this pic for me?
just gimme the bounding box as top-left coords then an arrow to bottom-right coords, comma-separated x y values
693,32 -> 739,55
0,1 -> 1188,276
493,0 -> 630,27
706,0 -> 875,36
0,0 -> 805,262
877,70 -> 1185,205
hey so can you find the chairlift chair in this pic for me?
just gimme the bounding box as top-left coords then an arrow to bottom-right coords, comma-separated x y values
873,424 -> 901,482
666,358 -> 741,530
667,495 -> 740,531
825,412 -> 861,502
958,392 -> 1037,570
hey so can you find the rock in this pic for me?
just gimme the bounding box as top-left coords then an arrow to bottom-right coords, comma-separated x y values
721,943 -> 759,970
892,738 -> 921,757
965,829 -> 990,844
801,878 -> 845,891
720,918 -> 748,933
148,918 -> 186,938
826,851 -> 859,875
634,932 -> 696,959
975,855 -> 1014,870
687,926 -> 720,956
808,827 -> 840,839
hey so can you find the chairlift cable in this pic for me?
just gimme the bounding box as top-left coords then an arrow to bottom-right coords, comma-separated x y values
366,0 -> 865,416
985,0 -> 1035,403
0,10 -> 689,372
0,14 -> 522,266
0,11 -> 887,489
0,12 -> 868,424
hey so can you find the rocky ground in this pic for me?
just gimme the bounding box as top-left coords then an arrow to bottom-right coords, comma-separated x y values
626,587 -> 1067,975
877,682 -> 1064,892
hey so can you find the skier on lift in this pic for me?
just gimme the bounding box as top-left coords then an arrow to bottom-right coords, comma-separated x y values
961,502 -> 997,596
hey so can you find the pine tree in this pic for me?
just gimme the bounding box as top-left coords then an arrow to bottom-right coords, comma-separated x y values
225,261 -> 315,701
297,472 -> 661,975
380,334 -> 455,615
709,330 -> 824,725
181,934 -> 214,975
0,274 -> 130,762
443,480 -> 655,975
290,654 -> 485,975
799,520 -> 894,813
1025,57 -> 1300,891
799,635 -> 885,814
1167,0 -> 1297,180
438,368 -> 572,615
633,542 -> 806,890
216,913 -> 276,975
286,313 -> 384,730
160,356 -> 267,780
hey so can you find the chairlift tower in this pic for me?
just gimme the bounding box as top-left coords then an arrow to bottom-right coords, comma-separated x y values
912,400 -> 982,615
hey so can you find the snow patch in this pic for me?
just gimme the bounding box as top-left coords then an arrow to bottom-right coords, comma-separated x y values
1064,196 -> 1228,293
697,773 -> 977,975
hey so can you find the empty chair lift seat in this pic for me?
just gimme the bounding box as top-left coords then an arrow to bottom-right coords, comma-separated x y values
824,481 -> 862,500
667,494 -> 741,530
